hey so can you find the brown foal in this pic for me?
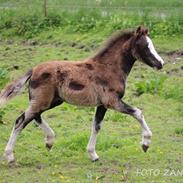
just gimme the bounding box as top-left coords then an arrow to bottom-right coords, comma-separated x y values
0,26 -> 164,163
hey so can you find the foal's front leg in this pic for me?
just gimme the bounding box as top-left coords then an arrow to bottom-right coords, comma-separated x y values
87,105 -> 107,161
111,100 -> 152,151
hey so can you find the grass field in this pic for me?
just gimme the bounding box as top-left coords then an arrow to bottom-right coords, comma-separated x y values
0,1 -> 183,183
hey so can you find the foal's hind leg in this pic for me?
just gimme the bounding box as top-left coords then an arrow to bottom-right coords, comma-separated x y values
34,115 -> 55,150
4,107 -> 36,163
87,105 -> 107,161
111,100 -> 152,152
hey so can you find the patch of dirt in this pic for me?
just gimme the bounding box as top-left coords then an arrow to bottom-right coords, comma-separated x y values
166,50 -> 183,58
47,114 -> 58,118
69,42 -> 77,47
165,67 -> 183,77
99,167 -> 120,174
21,40 -> 39,46
163,50 -> 183,64
176,157 -> 183,163
166,68 -> 181,75
54,42 -> 61,47
160,50 -> 183,77
36,164 -> 46,170
12,65 -> 19,70
77,44 -> 85,49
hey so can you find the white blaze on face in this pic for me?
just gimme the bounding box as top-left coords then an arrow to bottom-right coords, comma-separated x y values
146,36 -> 164,65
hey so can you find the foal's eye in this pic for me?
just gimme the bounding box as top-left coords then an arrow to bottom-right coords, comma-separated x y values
144,44 -> 148,49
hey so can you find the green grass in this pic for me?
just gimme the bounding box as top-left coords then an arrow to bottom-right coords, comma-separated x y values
0,1 -> 183,182
0,28 -> 183,182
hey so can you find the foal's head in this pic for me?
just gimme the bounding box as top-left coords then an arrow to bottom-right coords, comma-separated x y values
131,26 -> 164,70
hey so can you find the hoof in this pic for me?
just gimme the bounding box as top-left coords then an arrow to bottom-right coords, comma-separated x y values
142,144 -> 149,152
8,159 -> 16,165
46,143 -> 53,151
92,158 -> 99,162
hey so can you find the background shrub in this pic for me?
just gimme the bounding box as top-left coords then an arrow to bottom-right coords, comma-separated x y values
135,75 -> 166,96
0,1 -> 183,38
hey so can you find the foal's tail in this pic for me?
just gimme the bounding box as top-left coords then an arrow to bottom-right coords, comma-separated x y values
0,70 -> 32,106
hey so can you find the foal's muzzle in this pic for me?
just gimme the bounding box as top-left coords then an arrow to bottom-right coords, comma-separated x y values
154,60 -> 164,70
156,63 -> 163,70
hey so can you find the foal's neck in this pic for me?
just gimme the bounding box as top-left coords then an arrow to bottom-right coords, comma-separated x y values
92,37 -> 136,79
121,49 -> 136,76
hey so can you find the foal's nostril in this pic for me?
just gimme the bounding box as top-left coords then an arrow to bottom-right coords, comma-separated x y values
157,63 -> 163,70
154,61 -> 163,70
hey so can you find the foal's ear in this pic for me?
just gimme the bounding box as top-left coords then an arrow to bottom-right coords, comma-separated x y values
135,26 -> 148,37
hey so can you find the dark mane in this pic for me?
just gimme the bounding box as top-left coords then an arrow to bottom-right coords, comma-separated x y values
92,29 -> 134,59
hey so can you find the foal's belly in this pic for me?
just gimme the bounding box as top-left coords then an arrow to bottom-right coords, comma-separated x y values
58,85 -> 99,107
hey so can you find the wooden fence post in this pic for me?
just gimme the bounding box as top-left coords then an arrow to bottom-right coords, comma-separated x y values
43,0 -> 47,17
